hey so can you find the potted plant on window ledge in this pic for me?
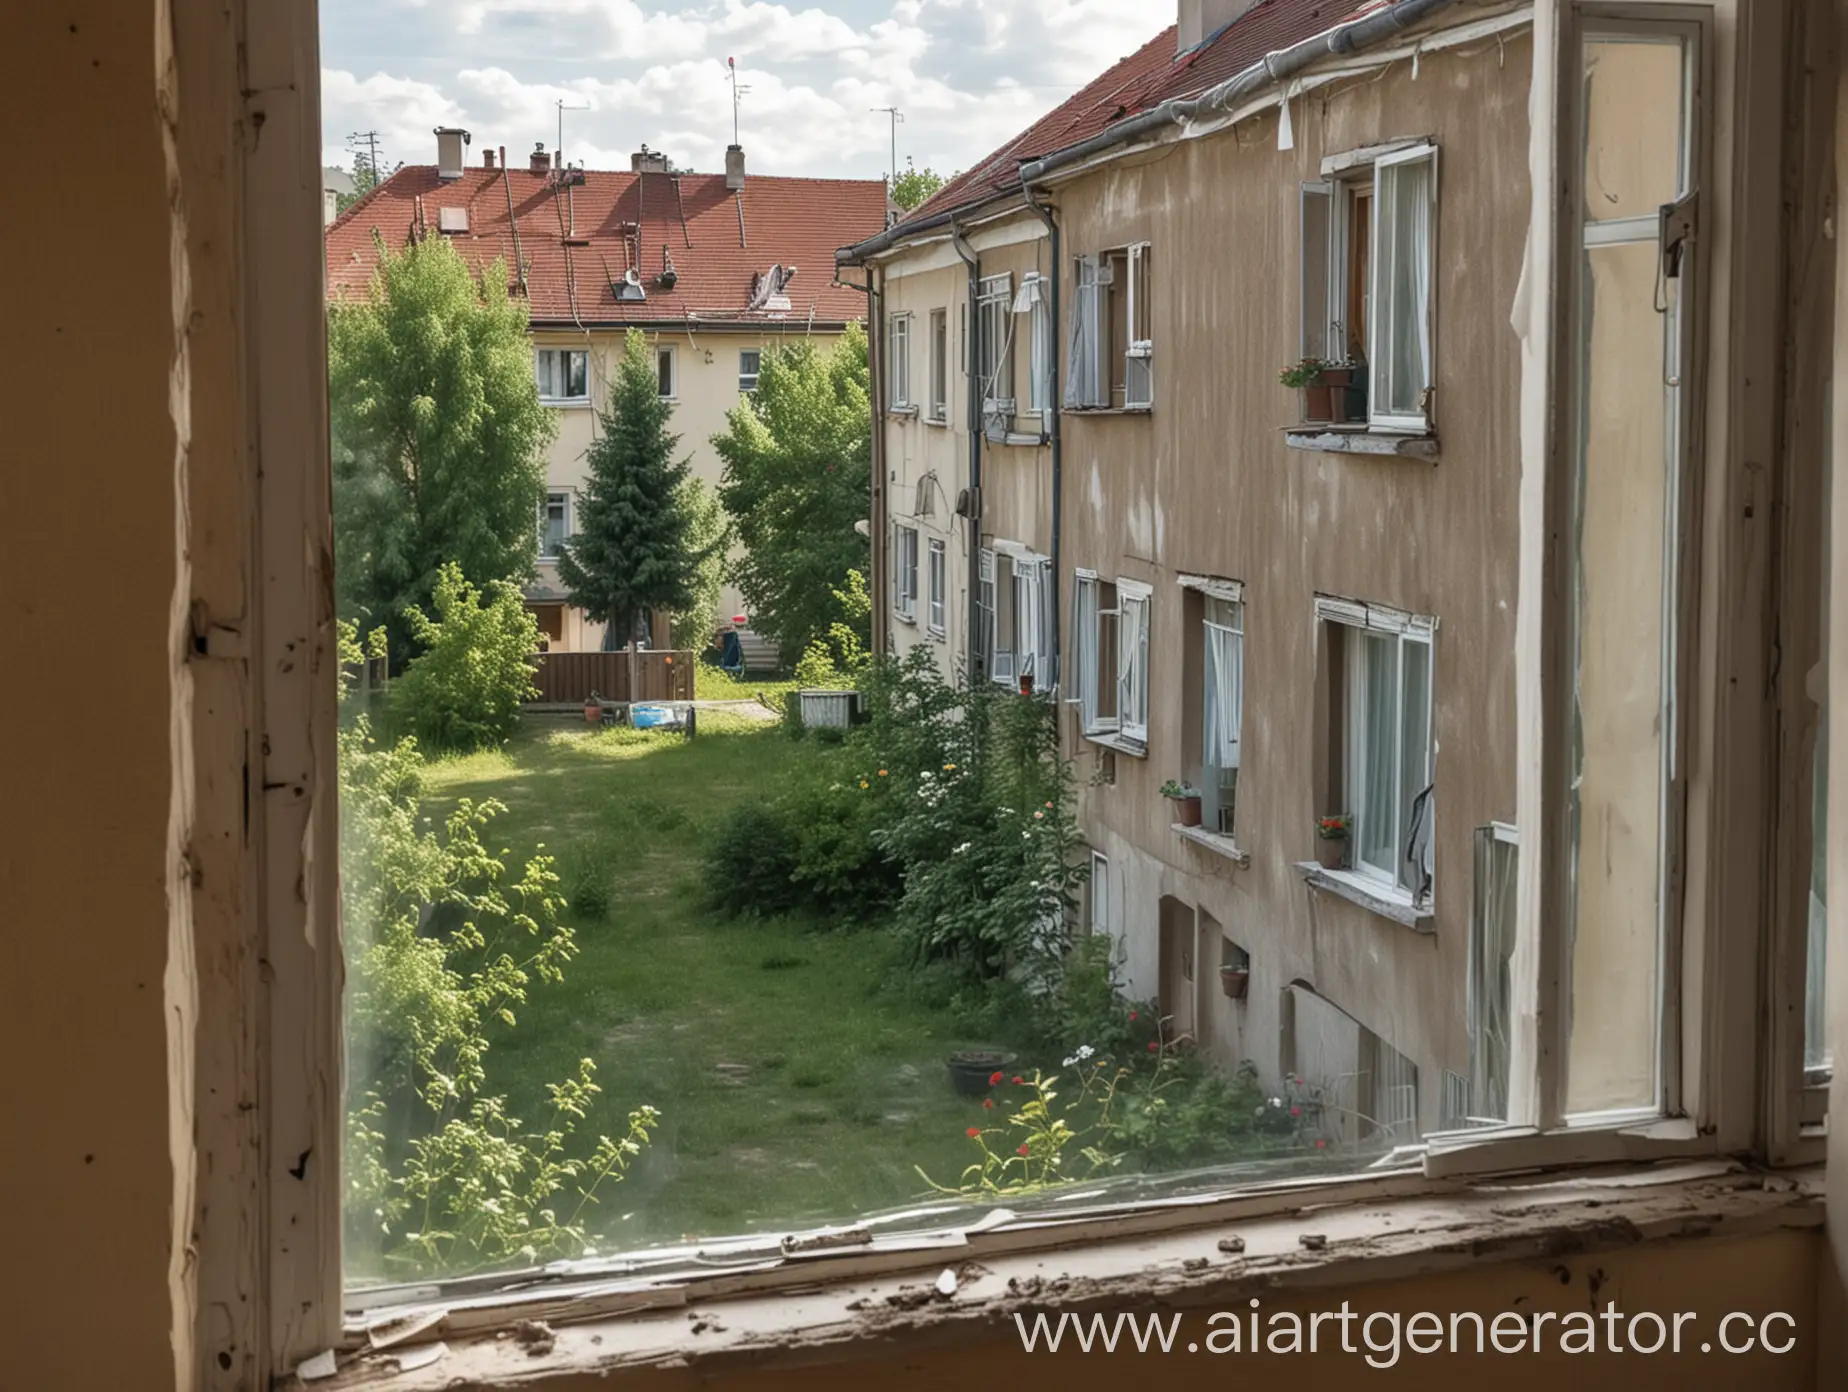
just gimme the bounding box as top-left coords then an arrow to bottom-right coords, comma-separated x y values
1315,813 -> 1352,870
1162,780 -> 1203,828
1280,356 -> 1363,425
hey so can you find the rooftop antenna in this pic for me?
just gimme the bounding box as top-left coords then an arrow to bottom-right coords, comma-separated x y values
345,129 -> 385,184
556,98 -> 590,168
869,106 -> 904,189
726,57 -> 750,146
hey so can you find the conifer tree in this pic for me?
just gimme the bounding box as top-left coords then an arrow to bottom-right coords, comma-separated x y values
557,329 -> 704,648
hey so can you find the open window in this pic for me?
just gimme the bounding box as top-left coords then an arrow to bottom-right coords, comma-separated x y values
1065,243 -> 1153,411
1021,273 -> 1053,421
1198,586 -> 1244,837
926,537 -> 945,636
1300,142 -> 1435,431
1073,571 -> 1119,735
1116,580 -> 1151,745
1464,822 -> 1518,1128
536,346 -> 589,403
893,522 -> 919,622
990,547 -> 1050,691
976,274 -> 1015,423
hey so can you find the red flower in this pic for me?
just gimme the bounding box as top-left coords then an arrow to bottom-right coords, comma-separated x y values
982,1098 -> 995,1110
1017,1144 -> 1030,1156
989,1071 -> 1004,1086
966,1127 -> 981,1138
1012,1075 -> 1024,1085
1315,1138 -> 1328,1150
1129,1011 -> 1138,1022
1147,1041 -> 1160,1053
1290,1106 -> 1301,1117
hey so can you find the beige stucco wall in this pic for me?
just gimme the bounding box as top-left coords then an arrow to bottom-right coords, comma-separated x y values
1053,34 -> 1531,1132
530,325 -> 843,649
879,215 -> 1055,684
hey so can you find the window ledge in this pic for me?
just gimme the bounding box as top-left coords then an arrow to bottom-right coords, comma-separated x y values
1172,823 -> 1251,867
321,1160 -> 1821,1390
1085,730 -> 1147,758
1294,861 -> 1435,931
1285,426 -> 1438,459
539,397 -> 593,409
995,430 -> 1049,447
887,405 -> 919,418
1062,405 -> 1153,418
923,413 -> 949,428
893,612 -> 917,627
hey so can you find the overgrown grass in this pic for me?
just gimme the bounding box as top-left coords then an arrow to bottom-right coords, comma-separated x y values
693,662 -> 800,707
416,713 -> 983,1250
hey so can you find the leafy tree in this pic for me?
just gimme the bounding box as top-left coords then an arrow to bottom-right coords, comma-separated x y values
389,562 -> 540,753
556,329 -> 708,649
669,475 -> 731,650
713,325 -> 871,658
891,160 -> 949,213
337,621 -> 657,1278
329,235 -> 555,659
333,150 -> 396,215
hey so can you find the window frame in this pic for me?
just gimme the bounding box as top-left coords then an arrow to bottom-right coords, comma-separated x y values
1343,625 -> 1434,896
925,537 -> 946,636
1367,142 -> 1438,432
976,273 -> 1015,414
655,343 -> 677,401
1088,850 -> 1112,937
1024,273 -> 1052,419
928,307 -> 949,422
539,489 -> 572,560
1200,591 -> 1244,839
1124,241 -> 1153,410
893,522 -> 919,623
1116,579 -> 1152,745
1065,254 -> 1106,409
535,346 -> 590,405
887,312 -> 912,410
739,347 -> 762,394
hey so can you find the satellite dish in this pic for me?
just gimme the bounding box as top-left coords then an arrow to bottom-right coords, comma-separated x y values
625,267 -> 642,286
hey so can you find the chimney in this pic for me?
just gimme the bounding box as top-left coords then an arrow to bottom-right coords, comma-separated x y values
725,144 -> 746,191
434,126 -> 471,181
483,148 -> 497,170
631,144 -> 671,174
1177,0 -> 1262,54
530,142 -> 551,175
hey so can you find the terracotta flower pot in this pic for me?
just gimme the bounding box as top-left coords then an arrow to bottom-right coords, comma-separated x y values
1302,381 -> 1335,422
1317,836 -> 1349,871
584,700 -> 602,726
1172,794 -> 1203,828
1318,368 -> 1354,424
1219,968 -> 1250,1000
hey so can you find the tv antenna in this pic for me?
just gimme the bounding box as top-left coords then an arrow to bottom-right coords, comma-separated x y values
726,57 -> 751,146
870,106 -> 904,188
556,98 -> 590,167
345,129 -> 385,182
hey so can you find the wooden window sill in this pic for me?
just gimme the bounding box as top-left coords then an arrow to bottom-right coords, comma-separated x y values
1295,860 -> 1435,931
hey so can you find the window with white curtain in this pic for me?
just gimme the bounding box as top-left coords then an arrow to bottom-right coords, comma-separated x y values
1065,255 -> 1106,408
1328,613 -> 1434,898
977,274 -> 1014,411
926,538 -> 945,636
1023,273 -> 1052,417
1117,581 -> 1151,744
1202,595 -> 1244,836
1125,242 -> 1153,409
887,313 -> 912,409
539,491 -> 570,558
1370,146 -> 1436,429
991,550 -> 1050,691
535,347 -> 589,402
1073,571 -> 1120,735
928,308 -> 948,422
893,523 -> 919,621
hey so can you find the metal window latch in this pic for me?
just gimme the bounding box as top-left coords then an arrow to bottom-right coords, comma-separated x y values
1659,188 -> 1699,280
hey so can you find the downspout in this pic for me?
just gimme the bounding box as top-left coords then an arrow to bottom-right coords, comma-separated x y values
1022,187 -> 1062,692
951,218 -> 982,687
840,266 -> 889,657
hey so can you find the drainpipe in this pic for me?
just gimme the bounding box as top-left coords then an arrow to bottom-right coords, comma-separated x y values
1021,187 -> 1062,692
950,218 -> 982,687
836,266 -> 888,656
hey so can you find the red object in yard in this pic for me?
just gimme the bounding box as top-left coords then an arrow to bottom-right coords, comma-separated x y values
1018,673 -> 1034,697
732,614 -> 747,626
584,698 -> 602,726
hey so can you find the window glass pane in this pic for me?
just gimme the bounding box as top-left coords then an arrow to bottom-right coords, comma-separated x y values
1374,156 -> 1432,419
1567,242 -> 1677,1112
1469,828 -> 1518,1124
1358,632 -> 1400,875
1398,638 -> 1432,892
657,348 -> 673,397
1582,38 -> 1686,222
566,350 -> 587,398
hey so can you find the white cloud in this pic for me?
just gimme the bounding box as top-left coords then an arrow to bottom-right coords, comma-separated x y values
321,0 -> 1168,180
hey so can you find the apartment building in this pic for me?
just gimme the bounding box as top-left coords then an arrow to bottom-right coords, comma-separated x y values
328,134 -> 887,653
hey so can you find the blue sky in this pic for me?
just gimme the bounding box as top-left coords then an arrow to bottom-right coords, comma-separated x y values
320,0 -> 1169,183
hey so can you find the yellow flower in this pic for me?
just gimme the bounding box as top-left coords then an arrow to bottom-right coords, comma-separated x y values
943,762 -> 957,771
859,780 -> 869,789
878,769 -> 888,776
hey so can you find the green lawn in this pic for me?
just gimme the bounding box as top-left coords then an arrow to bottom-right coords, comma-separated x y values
417,714 -> 982,1251
691,661 -> 800,706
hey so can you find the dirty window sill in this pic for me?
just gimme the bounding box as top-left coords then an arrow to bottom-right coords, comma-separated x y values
924,413 -> 949,427
318,1160 -> 1821,1389
1063,405 -> 1152,418
1085,730 -> 1147,758
1285,425 -> 1438,459
992,429 -> 1049,447
1295,861 -> 1434,931
1172,823 -> 1251,867
886,406 -> 919,419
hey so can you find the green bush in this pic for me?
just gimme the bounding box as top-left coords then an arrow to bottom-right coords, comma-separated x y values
702,767 -> 902,922
388,562 -> 540,753
704,799 -> 803,918
565,842 -> 614,921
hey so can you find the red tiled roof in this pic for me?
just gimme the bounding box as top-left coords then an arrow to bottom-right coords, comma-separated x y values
327,164 -> 889,329
903,0 -> 1362,228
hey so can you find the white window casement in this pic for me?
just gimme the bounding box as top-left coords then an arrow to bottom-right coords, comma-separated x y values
976,273 -> 1015,417
1317,596 -> 1435,903
1019,273 -> 1053,421
1087,850 -> 1112,937
739,348 -> 762,394
1467,822 -> 1519,1128
1116,579 -> 1152,745
1200,591 -> 1244,838
1072,569 -> 1119,736
893,523 -> 919,622
656,344 -> 676,400
926,537 -> 945,636
928,307 -> 948,422
887,312 -> 912,410
540,490 -> 571,559
1066,255 -> 1106,408
535,346 -> 589,404
990,546 -> 1051,692
1301,142 -> 1437,433
975,547 -> 996,677
1125,242 -> 1153,409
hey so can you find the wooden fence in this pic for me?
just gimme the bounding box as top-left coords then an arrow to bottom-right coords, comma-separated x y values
528,650 -> 695,706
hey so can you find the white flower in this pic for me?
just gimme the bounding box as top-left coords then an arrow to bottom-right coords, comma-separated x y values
1063,1054 -> 1077,1068
1270,1097 -> 1283,1108
952,842 -> 971,855
1074,1044 -> 1095,1061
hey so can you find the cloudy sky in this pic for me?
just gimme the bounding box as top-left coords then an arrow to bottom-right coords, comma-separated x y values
320,0 -> 1170,184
